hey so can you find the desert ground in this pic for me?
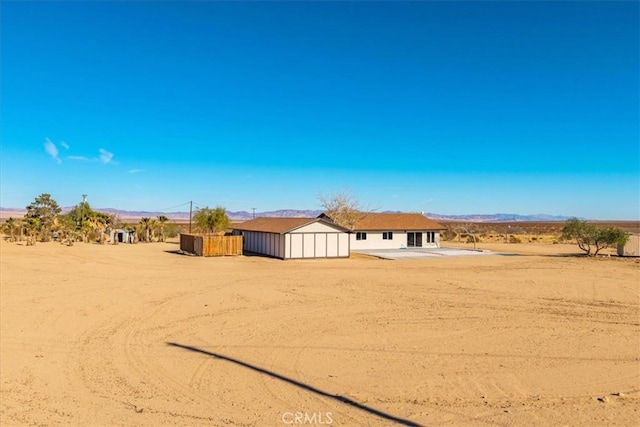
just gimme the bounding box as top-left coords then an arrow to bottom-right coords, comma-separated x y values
1,239 -> 638,426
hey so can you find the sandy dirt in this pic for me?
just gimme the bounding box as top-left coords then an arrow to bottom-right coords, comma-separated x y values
1,240 -> 638,426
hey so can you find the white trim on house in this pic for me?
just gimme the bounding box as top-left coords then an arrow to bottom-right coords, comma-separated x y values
319,212 -> 445,251
232,218 -> 350,259
350,230 -> 440,250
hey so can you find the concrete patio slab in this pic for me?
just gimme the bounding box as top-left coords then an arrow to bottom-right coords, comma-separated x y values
354,247 -> 495,260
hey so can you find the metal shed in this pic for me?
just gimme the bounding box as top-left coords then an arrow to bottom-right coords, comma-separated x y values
109,228 -> 135,244
231,217 -> 350,259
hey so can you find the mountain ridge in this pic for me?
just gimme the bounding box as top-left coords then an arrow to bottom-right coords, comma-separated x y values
0,207 -> 574,222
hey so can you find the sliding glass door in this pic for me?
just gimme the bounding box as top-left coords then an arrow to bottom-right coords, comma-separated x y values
407,232 -> 422,247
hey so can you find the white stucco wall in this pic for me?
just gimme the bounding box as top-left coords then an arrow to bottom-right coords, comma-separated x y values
236,222 -> 350,259
350,231 -> 440,250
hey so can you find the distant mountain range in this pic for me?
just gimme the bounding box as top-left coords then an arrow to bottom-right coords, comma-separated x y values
422,212 -> 572,223
0,207 -> 573,222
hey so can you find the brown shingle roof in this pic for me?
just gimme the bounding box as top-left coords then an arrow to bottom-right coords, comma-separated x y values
351,213 -> 445,231
232,217 -> 350,234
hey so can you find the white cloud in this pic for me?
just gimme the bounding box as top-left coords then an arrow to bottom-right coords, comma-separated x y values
47,142 -> 115,165
99,148 -> 114,164
44,138 -> 61,164
68,155 -> 91,162
128,169 -> 144,174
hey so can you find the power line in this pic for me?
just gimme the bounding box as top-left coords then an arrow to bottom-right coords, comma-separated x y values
153,201 -> 193,212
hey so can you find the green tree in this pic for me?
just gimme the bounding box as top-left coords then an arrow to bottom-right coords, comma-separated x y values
62,202 -> 113,243
561,218 -> 629,257
25,193 -> 61,241
23,217 -> 41,246
156,215 -> 169,242
193,206 -> 230,234
90,211 -> 113,243
56,214 -> 78,245
149,218 -> 158,241
1,217 -> 21,242
139,217 -> 153,242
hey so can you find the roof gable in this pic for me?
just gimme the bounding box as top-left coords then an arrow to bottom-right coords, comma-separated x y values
232,217 -> 350,234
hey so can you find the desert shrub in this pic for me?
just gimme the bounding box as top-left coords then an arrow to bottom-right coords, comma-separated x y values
509,235 -> 522,243
466,235 -> 480,243
441,229 -> 456,241
165,223 -> 179,238
531,236 -> 538,241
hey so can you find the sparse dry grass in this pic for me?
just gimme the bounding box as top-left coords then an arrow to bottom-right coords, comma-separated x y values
1,239 -> 638,426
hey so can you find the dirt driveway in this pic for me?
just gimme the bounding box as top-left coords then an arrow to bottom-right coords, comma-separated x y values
1,240 -> 638,426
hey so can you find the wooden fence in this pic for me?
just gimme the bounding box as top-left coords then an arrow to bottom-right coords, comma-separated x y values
180,234 -> 243,257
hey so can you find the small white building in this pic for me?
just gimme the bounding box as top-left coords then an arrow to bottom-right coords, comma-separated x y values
321,212 -> 445,251
618,233 -> 640,257
109,228 -> 135,244
231,217 -> 350,259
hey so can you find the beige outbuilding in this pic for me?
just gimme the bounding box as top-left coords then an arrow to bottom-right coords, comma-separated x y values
231,217 -> 351,259
617,233 -> 640,257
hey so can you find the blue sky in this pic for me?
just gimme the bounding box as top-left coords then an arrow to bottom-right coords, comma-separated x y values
1,1 -> 638,219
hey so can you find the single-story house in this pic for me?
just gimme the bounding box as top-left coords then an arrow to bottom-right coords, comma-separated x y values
231,217 -> 351,259
320,212 -> 446,250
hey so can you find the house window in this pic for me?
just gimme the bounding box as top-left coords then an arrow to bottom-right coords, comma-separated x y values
356,232 -> 367,240
383,232 -> 393,240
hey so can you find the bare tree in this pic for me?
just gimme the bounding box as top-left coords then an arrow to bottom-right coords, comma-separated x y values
318,191 -> 369,230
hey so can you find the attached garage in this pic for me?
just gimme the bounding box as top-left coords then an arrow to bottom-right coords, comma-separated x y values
231,217 -> 350,259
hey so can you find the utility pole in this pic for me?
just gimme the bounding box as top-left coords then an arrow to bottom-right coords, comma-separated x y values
81,194 -> 87,227
189,201 -> 193,233
252,208 -> 256,219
